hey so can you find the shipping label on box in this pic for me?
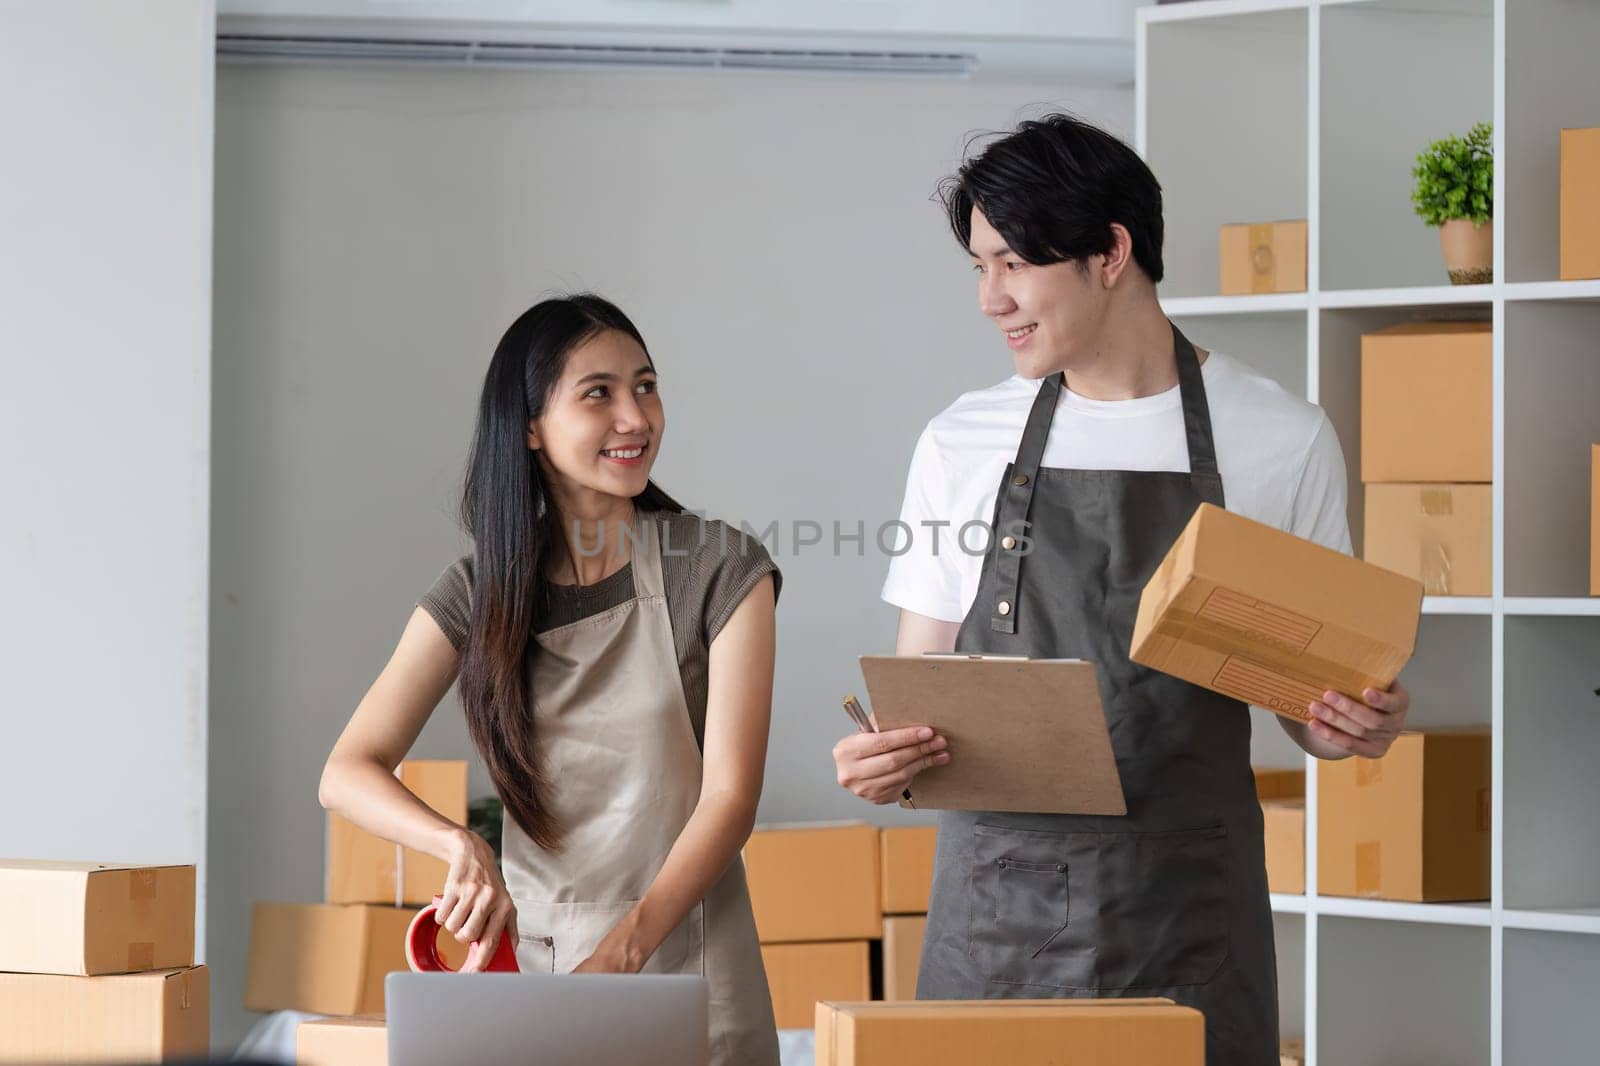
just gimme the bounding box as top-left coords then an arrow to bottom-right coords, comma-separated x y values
0,860 -> 195,976
245,902 -> 438,1016
1263,800 -> 1306,895
327,759 -> 468,906
761,941 -> 871,1030
1561,128 -> 1600,281
744,823 -> 881,942
0,966 -> 209,1063
814,999 -> 1204,1066
1220,220 -> 1307,295
880,826 -> 937,915
297,1016 -> 387,1066
882,916 -> 926,1002
1318,731 -> 1490,902
1361,322 -> 1492,484
1364,483 -> 1491,596
1131,504 -> 1423,722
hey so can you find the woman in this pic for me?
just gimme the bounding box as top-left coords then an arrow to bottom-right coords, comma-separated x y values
319,294 -> 781,1065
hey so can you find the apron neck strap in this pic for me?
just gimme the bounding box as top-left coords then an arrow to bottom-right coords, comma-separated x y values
1010,320 -> 1224,505
625,508 -> 666,600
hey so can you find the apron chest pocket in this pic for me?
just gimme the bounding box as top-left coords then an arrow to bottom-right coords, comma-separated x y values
969,822 -> 1231,993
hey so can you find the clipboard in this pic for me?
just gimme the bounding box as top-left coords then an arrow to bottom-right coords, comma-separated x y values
859,654 -> 1126,816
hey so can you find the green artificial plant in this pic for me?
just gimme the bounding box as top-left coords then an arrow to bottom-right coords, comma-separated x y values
1411,121 -> 1493,226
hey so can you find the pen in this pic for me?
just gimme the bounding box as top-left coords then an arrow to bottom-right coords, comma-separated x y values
842,695 -> 915,805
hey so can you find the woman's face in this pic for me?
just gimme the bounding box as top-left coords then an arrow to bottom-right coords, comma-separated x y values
529,328 -> 664,506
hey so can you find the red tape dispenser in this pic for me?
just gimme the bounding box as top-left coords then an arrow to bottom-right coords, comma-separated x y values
406,895 -> 521,973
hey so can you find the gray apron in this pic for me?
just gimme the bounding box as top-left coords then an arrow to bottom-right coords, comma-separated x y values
501,513 -> 780,1066
917,326 -> 1278,1064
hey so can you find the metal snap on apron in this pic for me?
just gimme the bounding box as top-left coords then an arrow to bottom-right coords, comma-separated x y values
500,513 -> 780,1066
917,326 -> 1279,1064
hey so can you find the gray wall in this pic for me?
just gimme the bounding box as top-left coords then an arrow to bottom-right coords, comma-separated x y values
210,62 -> 1129,1046
1,0 -> 213,943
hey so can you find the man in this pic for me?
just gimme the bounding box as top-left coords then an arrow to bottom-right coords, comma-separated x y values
832,114 -> 1411,1064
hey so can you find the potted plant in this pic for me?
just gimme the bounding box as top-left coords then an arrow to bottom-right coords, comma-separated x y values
1412,121 -> 1494,284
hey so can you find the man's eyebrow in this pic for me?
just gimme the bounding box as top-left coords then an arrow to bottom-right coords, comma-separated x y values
968,245 -> 1015,259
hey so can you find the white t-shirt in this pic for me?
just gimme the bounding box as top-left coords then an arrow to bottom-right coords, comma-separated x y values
881,352 -> 1352,623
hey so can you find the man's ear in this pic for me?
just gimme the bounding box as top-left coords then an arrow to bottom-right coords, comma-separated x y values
1100,222 -> 1135,288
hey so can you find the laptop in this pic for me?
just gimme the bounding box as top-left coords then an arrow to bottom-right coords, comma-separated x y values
385,972 -> 710,1066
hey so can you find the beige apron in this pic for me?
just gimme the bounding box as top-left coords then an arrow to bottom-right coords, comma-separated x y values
501,513 -> 779,1066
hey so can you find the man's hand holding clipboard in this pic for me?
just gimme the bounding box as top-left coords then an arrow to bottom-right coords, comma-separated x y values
834,694 -> 949,806
853,654 -> 1126,815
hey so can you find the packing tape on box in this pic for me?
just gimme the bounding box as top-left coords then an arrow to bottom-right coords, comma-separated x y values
179,969 -> 194,1009
1153,610 -> 1392,706
1248,224 -> 1276,292
1356,840 -> 1382,895
1355,759 -> 1383,787
1419,488 -> 1455,516
1421,542 -> 1454,596
128,942 -> 155,970
131,869 -> 158,902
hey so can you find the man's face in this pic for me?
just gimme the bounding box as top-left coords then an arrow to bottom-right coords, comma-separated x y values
968,207 -> 1108,379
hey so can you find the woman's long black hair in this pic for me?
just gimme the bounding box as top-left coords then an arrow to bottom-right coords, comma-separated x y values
458,294 -> 682,849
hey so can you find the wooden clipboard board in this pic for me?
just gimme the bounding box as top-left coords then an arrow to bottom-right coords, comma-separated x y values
859,654 -> 1127,815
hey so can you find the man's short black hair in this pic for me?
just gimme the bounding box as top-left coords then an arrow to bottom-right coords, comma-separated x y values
939,113 -> 1165,283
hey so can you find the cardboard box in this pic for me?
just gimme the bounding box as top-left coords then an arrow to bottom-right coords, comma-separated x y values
1253,767 -> 1306,802
1220,219 -> 1307,295
1561,128 -> 1600,280
1131,504 -> 1423,723
328,759 -> 468,906
1263,800 -> 1306,895
1361,322 -> 1492,484
1281,1038 -> 1306,1066
1364,483 -> 1492,596
745,823 -> 881,942
245,902 -> 451,1015
1319,731 -> 1491,902
882,916 -> 926,1002
298,1017 -> 387,1066
1591,445 -> 1599,596
761,941 -> 871,1030
814,999 -> 1204,1066
880,826 -> 937,915
0,966 -> 208,1064
0,860 -> 195,976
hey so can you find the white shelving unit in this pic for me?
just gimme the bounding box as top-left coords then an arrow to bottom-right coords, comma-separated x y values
1138,1 -> 1600,1063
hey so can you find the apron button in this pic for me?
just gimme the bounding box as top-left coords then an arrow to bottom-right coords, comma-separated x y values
1012,473 -> 1029,487
1000,535 -> 1017,551
996,600 -> 1011,616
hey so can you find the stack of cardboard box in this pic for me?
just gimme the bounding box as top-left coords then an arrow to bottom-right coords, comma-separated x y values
1254,767 -> 1306,896
744,823 -> 882,1029
1361,321 -> 1492,596
0,861 -> 209,1063
245,759 -> 467,1022
878,826 -> 938,1002
1319,731 -> 1491,901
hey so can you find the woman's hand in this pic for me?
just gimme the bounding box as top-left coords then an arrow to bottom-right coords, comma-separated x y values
437,828 -> 519,972
571,933 -> 645,974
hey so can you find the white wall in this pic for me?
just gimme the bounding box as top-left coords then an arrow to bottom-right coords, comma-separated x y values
210,61 -> 1129,1047
0,0 -> 214,945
